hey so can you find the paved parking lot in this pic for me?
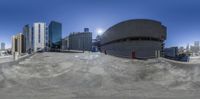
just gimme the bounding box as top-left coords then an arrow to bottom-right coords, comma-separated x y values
0,52 -> 200,99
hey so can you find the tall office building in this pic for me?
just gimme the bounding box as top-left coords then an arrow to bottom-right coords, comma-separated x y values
33,22 -> 47,52
12,33 -> 26,55
23,24 -> 32,52
190,41 -> 200,54
69,28 -> 92,51
12,36 -> 17,54
48,21 -> 62,51
194,41 -> 200,47
1,42 -> 5,50
186,44 -> 190,52
45,26 -> 49,50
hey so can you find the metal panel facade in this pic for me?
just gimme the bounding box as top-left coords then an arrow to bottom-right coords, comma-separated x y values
69,32 -> 92,51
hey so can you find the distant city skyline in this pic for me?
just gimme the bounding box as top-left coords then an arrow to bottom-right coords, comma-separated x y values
1,0 -> 200,48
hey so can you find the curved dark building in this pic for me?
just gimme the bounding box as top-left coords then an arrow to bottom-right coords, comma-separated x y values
101,19 -> 167,58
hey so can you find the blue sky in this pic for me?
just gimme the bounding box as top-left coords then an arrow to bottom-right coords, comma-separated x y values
0,0 -> 200,48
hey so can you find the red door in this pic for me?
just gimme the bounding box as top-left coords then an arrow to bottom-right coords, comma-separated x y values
132,51 -> 136,59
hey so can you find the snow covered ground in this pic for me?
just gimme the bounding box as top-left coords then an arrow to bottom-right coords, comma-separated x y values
0,52 -> 200,99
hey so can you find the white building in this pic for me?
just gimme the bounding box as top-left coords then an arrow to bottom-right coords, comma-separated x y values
33,22 -> 47,52
186,44 -> 190,52
62,36 -> 69,50
190,41 -> 200,54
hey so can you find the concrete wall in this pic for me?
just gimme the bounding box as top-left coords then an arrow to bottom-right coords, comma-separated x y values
101,41 -> 162,58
